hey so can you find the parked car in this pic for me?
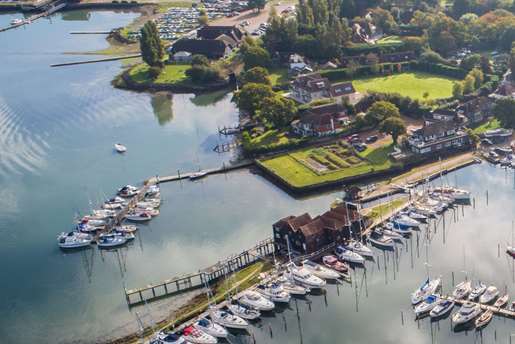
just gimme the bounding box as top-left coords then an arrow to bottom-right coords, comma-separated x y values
365,135 -> 378,143
353,143 -> 367,152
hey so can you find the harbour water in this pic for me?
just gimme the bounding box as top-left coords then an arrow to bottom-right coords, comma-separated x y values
0,9 -> 513,344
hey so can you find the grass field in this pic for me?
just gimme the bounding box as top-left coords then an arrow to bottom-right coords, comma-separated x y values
259,142 -> 397,188
353,72 -> 458,100
128,63 -> 190,84
473,118 -> 501,134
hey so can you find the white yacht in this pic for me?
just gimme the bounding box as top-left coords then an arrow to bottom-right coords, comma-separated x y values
342,240 -> 374,258
189,171 -> 208,180
452,302 -> 481,327
430,299 -> 455,318
97,233 -> 128,249
193,318 -> 228,338
368,231 -> 395,249
411,278 -> 441,305
181,326 -> 217,344
114,225 -> 138,233
238,290 -> 275,311
468,282 -> 487,301
479,286 -> 499,304
301,260 -> 340,280
118,185 -> 139,197
227,303 -> 260,320
149,331 -> 186,344
256,283 -> 291,303
507,246 -> 515,257
57,232 -> 92,249
414,294 -> 440,317
335,246 -> 365,264
275,275 -> 309,295
210,309 -> 248,329
452,280 -> 472,300
287,264 -> 326,288
125,212 -> 152,222
114,143 -> 127,153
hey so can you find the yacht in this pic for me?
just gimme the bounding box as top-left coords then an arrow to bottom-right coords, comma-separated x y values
468,282 -> 487,301
475,310 -> 493,330
193,318 -> 228,338
92,209 -> 116,219
118,185 -> 139,197
493,293 -> 509,308
97,233 -> 128,249
378,228 -> 404,242
57,232 -> 92,249
226,303 -> 260,320
181,326 -> 217,344
125,212 -> 152,222
414,294 -> 440,317
452,302 -> 481,327
102,202 -> 123,210
275,275 -> 310,295
507,246 -> 515,257
368,231 -> 395,249
385,222 -> 412,235
452,280 -> 472,300
342,240 -> 374,258
391,215 -> 420,229
136,207 -> 159,217
210,309 -> 248,329
114,143 -> 127,153
335,246 -> 365,264
301,260 -> 340,280
238,290 -> 275,311
137,200 -> 160,209
479,286 -> 499,304
400,210 -> 427,222
287,264 -> 326,288
322,255 -> 349,274
146,184 -> 160,196
411,278 -> 441,305
149,331 -> 186,344
431,186 -> 470,201
256,283 -> 291,303
430,299 -> 455,319
114,225 -> 138,233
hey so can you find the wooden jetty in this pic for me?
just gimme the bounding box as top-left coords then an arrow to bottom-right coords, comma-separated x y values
50,54 -> 141,67
444,296 -> 515,319
213,142 -> 237,153
124,237 -> 275,307
218,125 -> 241,136
0,2 -> 65,33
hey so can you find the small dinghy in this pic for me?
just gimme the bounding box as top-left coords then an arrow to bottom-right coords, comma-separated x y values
189,171 -> 208,180
125,211 -> 152,222
114,143 -> 127,153
227,303 -> 261,320
114,225 -> 138,233
475,310 -> 493,330
335,245 -> 365,264
238,290 -> 275,311
57,231 -> 92,249
507,246 -> 515,257
452,302 -> 481,327
452,280 -> 472,300
468,282 -> 487,301
256,283 -> 291,303
430,299 -> 455,319
493,293 -> 509,308
92,209 -> 116,219
97,233 -> 128,249
322,255 -> 349,273
287,264 -> 326,289
137,200 -> 160,209
411,278 -> 441,305
479,286 -> 499,304
182,326 -> 217,344
194,318 -> 228,338
210,309 -> 248,329
343,239 -> 374,258
414,294 -> 440,317
150,331 -> 186,344
368,231 -> 395,249
301,259 -> 340,280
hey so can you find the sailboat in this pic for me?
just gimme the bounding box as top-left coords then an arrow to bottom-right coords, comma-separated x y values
114,143 -> 127,153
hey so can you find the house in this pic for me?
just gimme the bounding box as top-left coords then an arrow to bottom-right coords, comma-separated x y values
273,203 -> 366,255
291,103 -> 350,137
407,120 -> 470,155
290,73 -> 356,104
172,51 -> 193,62
457,96 -> 494,124
196,25 -> 243,42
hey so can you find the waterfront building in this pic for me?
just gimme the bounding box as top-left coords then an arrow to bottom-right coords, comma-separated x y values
289,73 -> 356,104
407,120 -> 470,155
291,103 -> 350,137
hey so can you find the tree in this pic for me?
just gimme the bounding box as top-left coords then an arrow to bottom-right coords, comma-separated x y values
423,92 -> 430,100
469,68 -> 484,88
232,83 -> 275,116
140,21 -> 164,68
248,0 -> 266,12
241,45 -> 271,70
258,96 -> 298,128
365,101 -> 401,126
463,74 -> 475,94
510,44 -> 515,75
460,53 -> 481,71
379,116 -> 406,144
240,67 -> 271,85
452,82 -> 464,98
191,54 -> 209,66
493,97 -> 515,128
465,128 -> 480,149
186,65 -> 222,83
480,55 -> 492,74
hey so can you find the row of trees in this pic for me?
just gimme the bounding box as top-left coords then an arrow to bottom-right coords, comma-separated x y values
364,101 -> 406,144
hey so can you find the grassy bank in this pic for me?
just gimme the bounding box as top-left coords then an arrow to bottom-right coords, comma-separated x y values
364,196 -> 409,221
473,118 -> 500,134
125,63 -> 192,85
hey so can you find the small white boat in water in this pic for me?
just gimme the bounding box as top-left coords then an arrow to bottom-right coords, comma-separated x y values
114,225 -> 138,233
57,231 -> 92,249
193,318 -> 228,338
430,299 -> 455,318
227,303 -> 261,320
102,202 -> 122,210
368,231 -> 395,249
238,290 -> 275,311
335,245 -> 365,264
302,260 -> 340,280
414,294 -> 440,317
392,214 -> 420,229
11,18 -> 23,26
411,278 -> 441,305
279,280 -> 309,295
385,222 -> 412,235
182,326 -> 217,344
114,143 -> 127,153
125,212 -> 152,222
97,233 -> 128,248
136,207 -> 160,217
146,184 -> 160,196
452,280 -> 472,300
210,309 -> 248,329
479,286 -> 499,304
92,209 -> 116,219
507,246 -> 515,257
468,282 -> 487,301
118,185 -> 139,197
493,293 -> 509,308
256,283 -> 291,303
287,264 -> 326,288
342,240 -> 374,258
190,171 -> 208,180
452,302 -> 481,327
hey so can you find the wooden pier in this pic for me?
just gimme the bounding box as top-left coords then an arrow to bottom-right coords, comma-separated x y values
124,237 -> 275,307
50,54 -> 141,67
0,2 -> 65,33
445,296 -> 515,319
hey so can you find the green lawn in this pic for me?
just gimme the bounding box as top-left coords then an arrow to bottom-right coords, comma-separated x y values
259,143 -> 397,188
128,63 -> 190,85
473,118 -> 501,134
353,72 -> 458,100
366,197 -> 409,221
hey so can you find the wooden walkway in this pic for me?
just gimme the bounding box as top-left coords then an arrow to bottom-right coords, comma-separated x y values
445,296 -> 515,319
0,2 -> 65,33
50,54 -> 141,67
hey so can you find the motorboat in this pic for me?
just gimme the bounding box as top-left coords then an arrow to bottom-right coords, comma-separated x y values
414,294 -> 440,317
189,171 -> 208,180
114,143 -> 127,153
431,187 -> 470,201
256,283 -> 290,303
92,209 -> 116,219
507,246 -> 515,257
102,202 -> 123,210
137,200 -> 160,209
430,299 -> 455,318
493,293 -> 509,308
475,310 -> 493,330
193,318 -> 228,338
479,286 -> 499,304
150,331 -> 186,344
182,326 -> 217,344
280,280 -> 310,295
11,18 -> 23,25
79,218 -> 106,227
210,309 -> 248,329
407,205 -> 436,217
342,240 -> 374,258
146,184 -> 160,196
136,207 -> 160,217
335,246 -> 365,264
287,264 -> 326,289
238,290 -> 275,311
106,196 -> 127,204
452,280 -> 472,300
125,212 -> 152,222
411,278 -> 441,305
368,231 -> 395,249
391,214 -> 420,229
385,222 -> 412,235
301,260 -> 340,280
400,210 -> 427,222
452,302 -> 481,327
227,303 -> 260,320
57,231 -> 92,249
468,282 -> 487,301
100,231 -> 135,241
378,228 -> 404,242
114,225 -> 138,233
77,221 -> 102,233
118,185 -> 139,197
509,301 -> 515,312
97,233 -> 128,249
322,255 -> 349,273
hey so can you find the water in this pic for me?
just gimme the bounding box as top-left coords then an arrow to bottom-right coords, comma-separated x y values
0,9 -> 513,344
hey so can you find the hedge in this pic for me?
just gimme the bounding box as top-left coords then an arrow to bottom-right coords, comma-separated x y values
410,62 -> 467,79
319,62 -> 411,82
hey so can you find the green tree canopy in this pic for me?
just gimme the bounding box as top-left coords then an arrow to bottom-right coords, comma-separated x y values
241,45 -> 271,70
140,21 -> 164,68
493,97 -> 515,128
365,101 -> 401,126
258,96 -> 298,128
232,83 -> 275,116
460,53 -> 481,71
240,67 -> 271,85
379,116 -> 406,144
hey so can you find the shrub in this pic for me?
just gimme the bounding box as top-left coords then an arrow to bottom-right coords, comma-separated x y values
186,65 -> 222,83
411,62 -> 467,79
148,66 -> 162,80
